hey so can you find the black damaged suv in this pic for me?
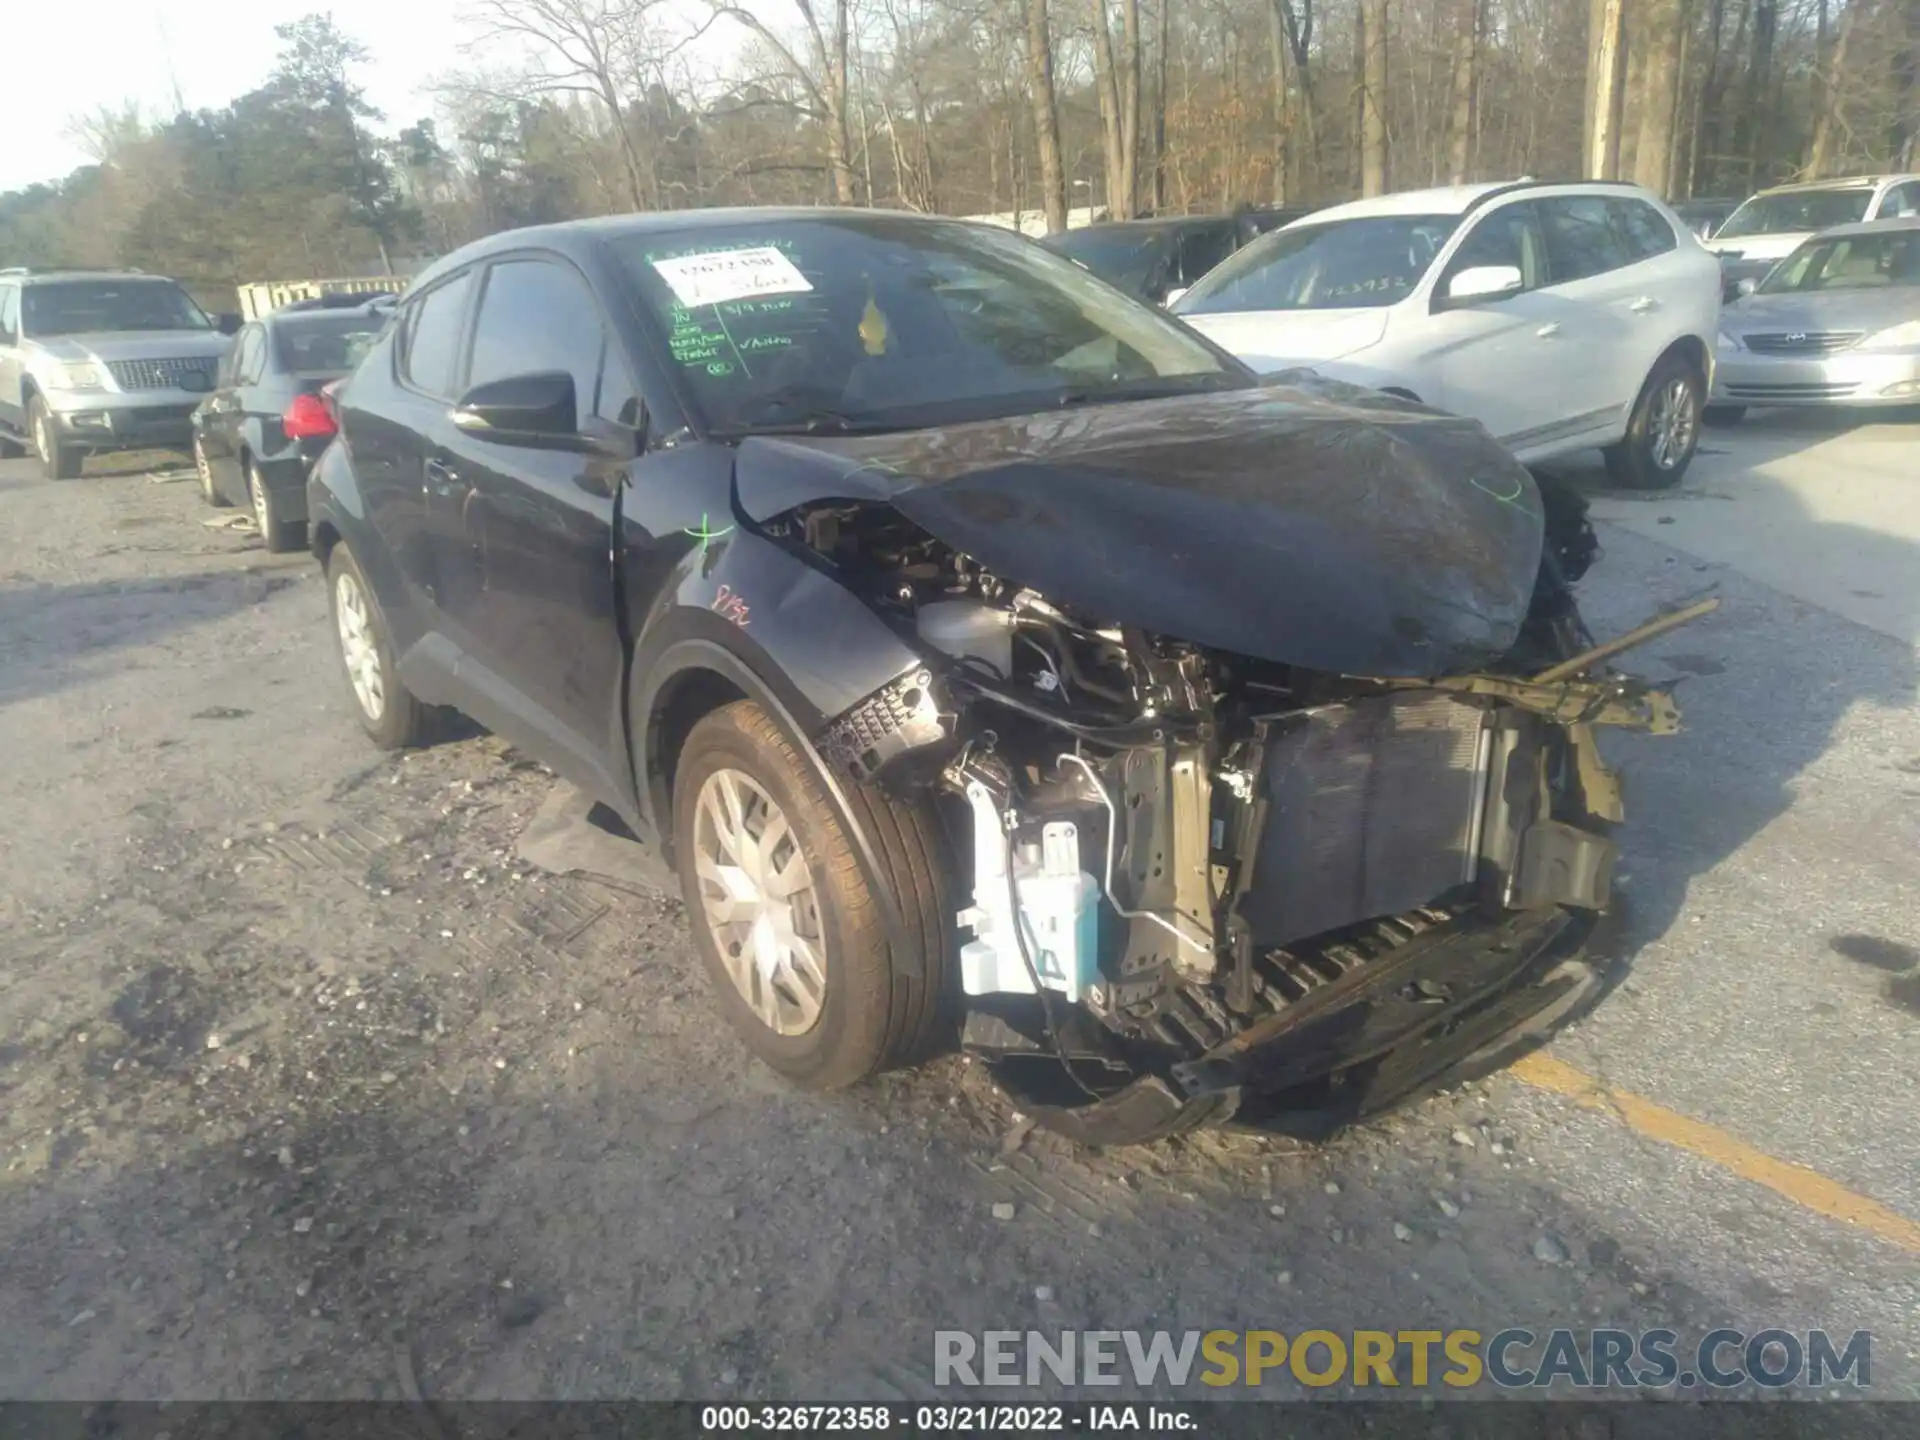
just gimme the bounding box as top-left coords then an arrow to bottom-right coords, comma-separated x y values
309,209 -> 1692,1144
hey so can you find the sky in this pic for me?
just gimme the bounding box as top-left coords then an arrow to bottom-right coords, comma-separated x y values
4,0 -> 742,195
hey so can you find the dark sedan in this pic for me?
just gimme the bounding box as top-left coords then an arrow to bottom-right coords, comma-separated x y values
191,306 -> 385,551
1042,216 -> 1249,304
307,208 -> 1694,1145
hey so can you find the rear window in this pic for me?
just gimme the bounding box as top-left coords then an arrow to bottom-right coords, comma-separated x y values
273,314 -> 384,374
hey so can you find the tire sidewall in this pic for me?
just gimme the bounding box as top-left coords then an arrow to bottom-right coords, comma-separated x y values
1626,357 -> 1702,485
326,545 -> 407,748
671,706 -> 884,1088
249,464 -> 285,551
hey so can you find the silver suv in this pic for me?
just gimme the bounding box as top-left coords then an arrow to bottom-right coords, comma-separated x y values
0,269 -> 238,479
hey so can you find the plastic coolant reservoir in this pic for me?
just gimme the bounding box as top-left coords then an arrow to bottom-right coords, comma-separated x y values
916,600 -> 1015,679
956,781 -> 1102,1003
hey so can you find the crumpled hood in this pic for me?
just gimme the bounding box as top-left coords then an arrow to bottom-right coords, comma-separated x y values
27,331 -> 229,365
1723,288 -> 1920,339
1174,308 -> 1391,372
733,381 -> 1547,679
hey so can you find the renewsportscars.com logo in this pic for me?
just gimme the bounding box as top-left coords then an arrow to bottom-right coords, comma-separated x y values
933,1329 -> 1872,1391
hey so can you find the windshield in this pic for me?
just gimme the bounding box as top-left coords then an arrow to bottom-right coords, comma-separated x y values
1759,230 -> 1920,294
273,314 -> 384,373
1175,214 -> 1460,314
1717,189 -> 1874,239
1044,228 -> 1180,295
612,215 -> 1241,436
22,280 -> 211,337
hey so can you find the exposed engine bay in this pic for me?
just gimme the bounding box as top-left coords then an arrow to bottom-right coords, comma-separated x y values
768,475 -> 1708,1145
714,384 -> 1712,1144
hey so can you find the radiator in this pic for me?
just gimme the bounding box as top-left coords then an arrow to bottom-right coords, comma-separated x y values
1238,692 -> 1493,948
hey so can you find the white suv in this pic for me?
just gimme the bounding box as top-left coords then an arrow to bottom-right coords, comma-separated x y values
1171,181 -> 1723,488
1708,174 -> 1920,295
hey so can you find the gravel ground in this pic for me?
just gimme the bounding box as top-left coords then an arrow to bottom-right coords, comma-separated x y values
0,436 -> 1914,1402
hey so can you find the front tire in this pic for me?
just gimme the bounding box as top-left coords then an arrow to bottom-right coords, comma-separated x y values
248,462 -> 304,554
326,543 -> 437,749
1604,354 -> 1703,490
28,397 -> 82,480
671,700 -> 953,1090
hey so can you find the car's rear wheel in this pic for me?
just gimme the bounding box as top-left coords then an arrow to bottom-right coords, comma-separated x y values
248,462 -> 304,554
671,700 -> 953,1090
326,543 -> 437,749
194,436 -> 229,507
28,397 -> 81,481
1703,404 -> 1746,427
1604,354 -> 1703,490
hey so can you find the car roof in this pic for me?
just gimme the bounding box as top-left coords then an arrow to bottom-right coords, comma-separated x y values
1048,216 -> 1231,238
1799,215 -> 1920,240
415,206 -> 961,285
11,270 -> 179,285
1751,174 -> 1918,196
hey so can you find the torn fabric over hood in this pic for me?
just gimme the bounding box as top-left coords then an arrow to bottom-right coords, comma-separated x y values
734,381 -> 1547,678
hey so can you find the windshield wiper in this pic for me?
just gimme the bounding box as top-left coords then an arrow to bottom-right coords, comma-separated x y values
1052,372 -> 1241,408
730,384 -> 878,435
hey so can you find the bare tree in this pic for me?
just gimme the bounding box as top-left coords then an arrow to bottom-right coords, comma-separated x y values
1633,0 -> 1686,192
1445,0 -> 1480,181
458,0 -> 671,209
712,0 -> 859,202
1360,0 -> 1390,193
1588,0 -> 1629,176
1805,0 -> 1859,175
1022,0 -> 1070,229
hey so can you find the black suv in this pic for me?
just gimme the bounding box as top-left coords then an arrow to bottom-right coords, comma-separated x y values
310,209 -> 1686,1144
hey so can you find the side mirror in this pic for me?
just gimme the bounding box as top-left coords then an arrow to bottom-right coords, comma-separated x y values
452,371 -> 590,450
216,312 -> 242,336
1443,265 -> 1525,304
1163,286 -> 1190,307
1735,276 -> 1759,297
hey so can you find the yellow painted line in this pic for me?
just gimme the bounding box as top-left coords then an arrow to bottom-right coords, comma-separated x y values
1509,1054 -> 1920,1255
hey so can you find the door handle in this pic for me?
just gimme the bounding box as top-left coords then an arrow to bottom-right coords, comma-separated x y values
1536,322 -> 1561,338
1630,296 -> 1659,313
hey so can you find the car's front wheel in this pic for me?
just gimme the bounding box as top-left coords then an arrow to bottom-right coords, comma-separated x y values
27,397 -> 81,481
1604,354 -> 1703,490
326,543 -> 437,749
671,700 -> 953,1090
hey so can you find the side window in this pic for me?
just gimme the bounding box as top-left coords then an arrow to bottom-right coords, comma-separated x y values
1442,203 -> 1549,291
1177,226 -> 1237,287
398,271 -> 475,398
1538,196 -> 1635,283
467,258 -> 609,420
0,285 -> 18,346
1882,182 -> 1920,219
1610,199 -> 1678,261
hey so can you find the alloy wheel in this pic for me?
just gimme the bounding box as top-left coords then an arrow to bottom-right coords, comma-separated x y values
691,767 -> 827,1036
333,570 -> 386,721
32,409 -> 50,465
1648,376 -> 1698,471
195,439 -> 216,501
